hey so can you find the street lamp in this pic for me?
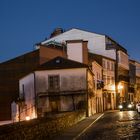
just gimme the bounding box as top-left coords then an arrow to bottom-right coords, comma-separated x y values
118,84 -> 123,90
25,116 -> 31,121
118,83 -> 123,103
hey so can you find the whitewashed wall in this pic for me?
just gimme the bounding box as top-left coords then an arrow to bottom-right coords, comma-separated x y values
18,68 -> 96,117
67,42 -> 83,63
36,68 -> 87,113
42,28 -> 116,60
35,68 -> 87,93
19,73 -> 36,120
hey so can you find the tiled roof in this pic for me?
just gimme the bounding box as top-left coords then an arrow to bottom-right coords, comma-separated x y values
38,56 -> 88,70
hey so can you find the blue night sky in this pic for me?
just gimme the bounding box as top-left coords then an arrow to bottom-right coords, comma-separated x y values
0,0 -> 140,63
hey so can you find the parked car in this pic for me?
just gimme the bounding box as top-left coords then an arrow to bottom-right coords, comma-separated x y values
118,101 -> 134,111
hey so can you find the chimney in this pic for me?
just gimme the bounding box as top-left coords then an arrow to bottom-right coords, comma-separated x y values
50,28 -> 64,38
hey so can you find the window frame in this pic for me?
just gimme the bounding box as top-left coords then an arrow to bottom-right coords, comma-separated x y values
48,75 -> 60,90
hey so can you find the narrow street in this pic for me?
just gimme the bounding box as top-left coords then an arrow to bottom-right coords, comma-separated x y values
77,111 -> 140,140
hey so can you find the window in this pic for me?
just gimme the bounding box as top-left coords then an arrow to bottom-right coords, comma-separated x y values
107,76 -> 110,85
97,72 -> 100,80
20,84 -> 25,100
111,62 -> 114,71
103,59 -> 106,69
111,77 -> 115,84
107,61 -> 110,70
48,75 -> 60,90
103,75 -> 106,85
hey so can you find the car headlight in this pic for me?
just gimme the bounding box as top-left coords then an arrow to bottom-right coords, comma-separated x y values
119,105 -> 123,109
128,104 -> 132,108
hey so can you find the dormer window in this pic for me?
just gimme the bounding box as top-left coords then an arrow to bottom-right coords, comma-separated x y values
56,59 -> 61,64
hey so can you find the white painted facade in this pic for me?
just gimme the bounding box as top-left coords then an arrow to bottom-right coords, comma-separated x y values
41,28 -> 116,60
13,67 -> 95,121
40,28 -> 130,109
19,73 -> 37,121
67,42 -> 83,63
35,68 -> 87,93
11,73 -> 37,122
41,28 -> 129,71
36,68 -> 88,115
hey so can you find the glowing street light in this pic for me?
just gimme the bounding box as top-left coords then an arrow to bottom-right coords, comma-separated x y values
118,84 -> 123,90
25,116 -> 30,121
110,84 -> 115,91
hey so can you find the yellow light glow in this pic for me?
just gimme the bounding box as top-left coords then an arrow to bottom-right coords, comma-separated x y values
111,85 -> 115,90
118,84 -> 123,90
25,116 -> 30,121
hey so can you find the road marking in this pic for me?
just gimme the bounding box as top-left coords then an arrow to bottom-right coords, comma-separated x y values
73,113 -> 104,140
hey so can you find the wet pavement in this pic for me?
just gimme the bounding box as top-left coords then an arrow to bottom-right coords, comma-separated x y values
77,111 -> 140,140
53,111 -> 140,140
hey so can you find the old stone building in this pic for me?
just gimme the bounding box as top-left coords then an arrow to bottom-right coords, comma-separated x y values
92,61 -> 103,112
89,53 -> 116,110
129,59 -> 140,102
12,57 -> 95,121
0,42 -> 66,121
41,28 -> 129,106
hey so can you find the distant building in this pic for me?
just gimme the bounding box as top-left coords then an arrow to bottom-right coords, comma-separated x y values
12,57 -> 95,121
92,61 -> 103,112
129,60 -> 136,102
41,28 -> 129,105
1,27 -> 138,122
89,53 -> 116,110
129,59 -> 140,102
135,61 -> 140,101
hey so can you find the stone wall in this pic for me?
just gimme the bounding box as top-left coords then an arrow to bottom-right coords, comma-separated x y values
0,111 -> 85,140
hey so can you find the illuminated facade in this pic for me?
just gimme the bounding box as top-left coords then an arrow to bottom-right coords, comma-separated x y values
92,61 -> 103,112
41,28 -> 129,106
11,57 -> 95,121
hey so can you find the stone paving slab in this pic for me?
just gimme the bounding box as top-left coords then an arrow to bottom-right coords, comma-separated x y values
52,113 -> 104,140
